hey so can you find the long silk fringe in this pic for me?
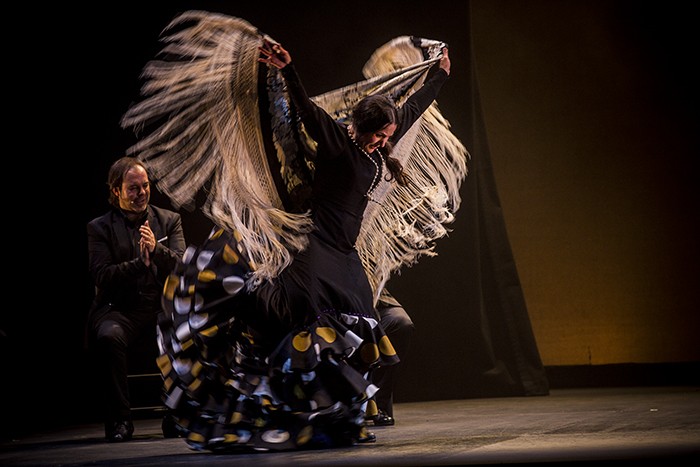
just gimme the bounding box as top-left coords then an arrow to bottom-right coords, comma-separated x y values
120,11 -> 469,298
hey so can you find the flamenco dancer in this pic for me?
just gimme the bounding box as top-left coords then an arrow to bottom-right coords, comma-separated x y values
121,10 -> 468,452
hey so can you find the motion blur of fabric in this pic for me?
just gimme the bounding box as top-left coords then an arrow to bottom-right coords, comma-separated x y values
118,10 -> 468,452
120,10 -> 468,301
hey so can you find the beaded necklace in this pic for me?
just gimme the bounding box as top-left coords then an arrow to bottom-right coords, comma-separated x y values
349,128 -> 381,202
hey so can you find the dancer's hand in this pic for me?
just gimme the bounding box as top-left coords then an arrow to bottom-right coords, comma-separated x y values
259,39 -> 291,69
439,47 -> 451,76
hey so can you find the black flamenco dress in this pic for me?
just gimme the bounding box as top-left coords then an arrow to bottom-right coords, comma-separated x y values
159,60 -> 447,451
157,224 -> 394,451
155,61 -> 449,451
135,12 -> 466,452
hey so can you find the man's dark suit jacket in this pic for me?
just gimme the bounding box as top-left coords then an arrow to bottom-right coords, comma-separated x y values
86,205 -> 187,342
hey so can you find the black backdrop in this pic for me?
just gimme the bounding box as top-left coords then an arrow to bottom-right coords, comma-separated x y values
5,0 -> 548,436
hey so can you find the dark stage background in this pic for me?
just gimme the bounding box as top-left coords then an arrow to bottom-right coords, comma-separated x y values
7,0 -> 544,434
6,0 -> 698,438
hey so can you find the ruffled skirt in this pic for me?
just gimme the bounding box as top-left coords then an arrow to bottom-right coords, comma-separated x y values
156,228 -> 398,451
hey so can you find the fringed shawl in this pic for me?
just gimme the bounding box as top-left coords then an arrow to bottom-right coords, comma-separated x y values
121,10 -> 469,301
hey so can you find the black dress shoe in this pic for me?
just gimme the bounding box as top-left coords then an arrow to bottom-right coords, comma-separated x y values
106,420 -> 134,442
369,409 -> 395,427
162,414 -> 183,438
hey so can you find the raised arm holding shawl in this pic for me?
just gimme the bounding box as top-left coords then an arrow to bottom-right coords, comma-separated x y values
121,10 -> 469,298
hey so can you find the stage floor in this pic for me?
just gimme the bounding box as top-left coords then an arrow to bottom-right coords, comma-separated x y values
2,386 -> 698,466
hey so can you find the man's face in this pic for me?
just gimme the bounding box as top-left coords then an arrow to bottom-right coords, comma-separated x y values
116,166 -> 150,213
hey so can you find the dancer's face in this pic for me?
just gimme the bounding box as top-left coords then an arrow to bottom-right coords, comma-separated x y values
359,122 -> 396,153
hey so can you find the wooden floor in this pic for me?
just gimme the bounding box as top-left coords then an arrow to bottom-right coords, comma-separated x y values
2,386 -> 699,466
